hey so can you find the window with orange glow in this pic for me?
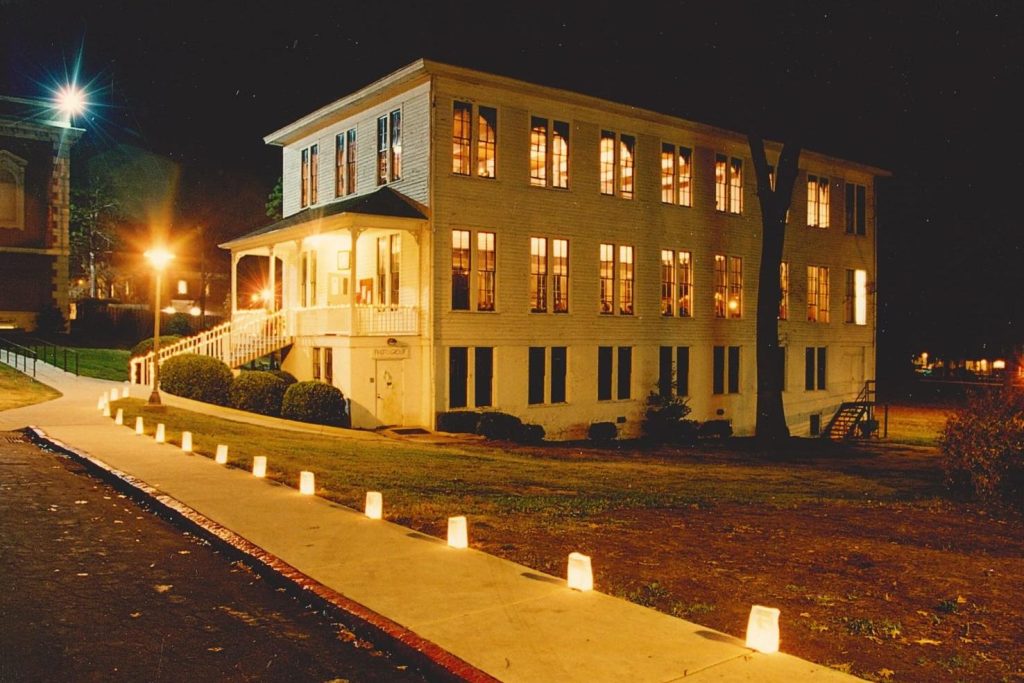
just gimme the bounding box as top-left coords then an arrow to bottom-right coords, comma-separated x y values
552,238 -> 569,313
715,154 -> 742,213
677,251 -> 692,317
530,237 -> 548,312
477,232 -> 495,311
451,230 -> 471,310
661,145 -> 674,203
678,147 -> 692,206
715,154 -> 727,211
477,106 -> 496,178
728,256 -> 742,318
807,265 -> 830,322
530,117 -> 547,186
619,245 -> 634,314
779,261 -> 790,320
452,101 -> 472,175
619,135 -> 634,198
662,144 -> 693,206
660,249 -> 675,315
807,174 -> 829,227
599,243 -> 614,314
728,158 -> 742,214
345,128 -> 357,194
300,147 -> 310,208
552,121 -> 569,188
600,131 -> 615,195
845,268 -> 867,325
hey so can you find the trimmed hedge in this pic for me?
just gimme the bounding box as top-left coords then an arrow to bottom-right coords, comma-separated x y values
698,419 -> 733,440
268,369 -> 298,386
642,391 -> 695,443
477,412 -> 522,440
130,335 -> 181,358
229,371 -> 288,417
588,421 -> 618,442
436,411 -> 482,433
282,381 -> 346,427
513,423 -> 545,444
160,354 -> 233,406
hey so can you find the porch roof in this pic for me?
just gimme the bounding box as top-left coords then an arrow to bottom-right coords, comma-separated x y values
219,187 -> 427,250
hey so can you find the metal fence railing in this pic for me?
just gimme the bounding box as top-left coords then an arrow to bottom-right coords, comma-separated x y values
23,337 -> 80,376
0,337 -> 38,377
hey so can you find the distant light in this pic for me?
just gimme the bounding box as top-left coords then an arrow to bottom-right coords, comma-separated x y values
189,306 -> 202,317
728,298 -> 739,312
55,85 -> 86,116
144,248 -> 174,270
993,359 -> 1006,370
161,306 -> 176,314
261,288 -> 272,302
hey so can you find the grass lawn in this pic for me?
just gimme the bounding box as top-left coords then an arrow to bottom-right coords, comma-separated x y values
111,398 -> 1022,682
72,348 -> 131,381
0,363 -> 61,410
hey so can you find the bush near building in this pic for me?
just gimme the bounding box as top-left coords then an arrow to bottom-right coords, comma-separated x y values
229,371 -> 288,417
160,354 -> 233,406
129,335 -> 181,358
281,381 -> 347,427
940,386 -> 1024,509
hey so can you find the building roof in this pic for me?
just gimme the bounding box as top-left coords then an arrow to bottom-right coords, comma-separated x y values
219,186 -> 427,249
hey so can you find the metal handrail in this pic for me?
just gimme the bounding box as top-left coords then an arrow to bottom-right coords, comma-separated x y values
23,336 -> 80,376
0,337 -> 38,377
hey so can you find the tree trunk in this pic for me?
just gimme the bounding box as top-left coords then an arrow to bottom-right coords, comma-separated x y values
748,135 -> 801,442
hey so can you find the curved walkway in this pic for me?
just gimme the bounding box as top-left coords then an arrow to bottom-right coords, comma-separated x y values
0,359 -> 858,682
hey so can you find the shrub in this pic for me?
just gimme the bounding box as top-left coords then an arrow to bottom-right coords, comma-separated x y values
436,411 -> 482,433
282,381 -> 346,427
642,391 -> 694,443
130,335 -> 181,358
229,371 -> 288,417
940,386 -> 1024,508
268,369 -> 298,386
513,423 -> 545,444
698,419 -> 733,440
166,312 -> 192,336
476,412 -> 523,440
36,305 -> 66,335
160,354 -> 233,405
588,422 -> 617,442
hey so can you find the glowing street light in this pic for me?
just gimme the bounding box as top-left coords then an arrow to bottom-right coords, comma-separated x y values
145,247 -> 174,406
55,85 -> 86,122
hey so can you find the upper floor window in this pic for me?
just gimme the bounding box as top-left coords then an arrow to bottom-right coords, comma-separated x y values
660,249 -> 693,317
529,237 -> 548,313
345,129 -> 357,194
661,144 -> 692,206
377,110 -> 401,185
452,101 -> 497,179
530,117 -> 570,189
600,130 -> 634,198
807,265 -> 830,322
335,130 -> 357,198
779,261 -> 790,320
176,279 -> 188,296
845,269 -> 868,325
530,236 -> 569,314
619,245 -> 634,314
477,232 -> 496,311
807,174 -> 830,227
715,154 -> 743,213
713,255 -> 742,318
451,229 -> 471,310
300,144 -> 318,208
552,238 -> 569,313
845,182 -> 866,235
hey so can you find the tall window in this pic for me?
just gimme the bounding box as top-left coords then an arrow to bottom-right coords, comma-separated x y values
659,346 -> 690,397
713,255 -> 727,318
452,101 -> 472,175
477,106 -> 496,178
845,269 -> 868,325
727,256 -> 742,318
477,232 -> 496,311
323,348 -> 333,385
528,347 -> 545,404
805,347 -> 827,390
677,251 -> 692,317
475,347 -> 493,407
807,265 -> 830,322
345,128 -> 357,194
617,347 -> 632,399
599,243 -> 614,314
389,234 -> 401,306
551,347 -> 567,403
662,144 -> 692,206
619,245 -> 634,315
600,130 -> 634,198
312,346 -> 322,381
807,174 -> 829,227
377,110 -> 401,185
552,239 -> 569,313
451,230 -> 471,310
779,261 -> 790,320
449,347 -> 468,408
660,250 -> 675,316
715,154 -> 742,213
529,237 -> 547,313
376,237 -> 388,305
713,345 -> 741,394
335,133 -> 345,197
530,117 -> 570,189
597,346 -> 613,400
300,145 -> 318,208
845,182 -> 866,235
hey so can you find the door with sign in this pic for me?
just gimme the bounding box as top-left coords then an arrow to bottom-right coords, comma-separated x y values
375,359 -> 403,425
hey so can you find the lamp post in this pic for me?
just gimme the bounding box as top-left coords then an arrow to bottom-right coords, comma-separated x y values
145,248 -> 174,406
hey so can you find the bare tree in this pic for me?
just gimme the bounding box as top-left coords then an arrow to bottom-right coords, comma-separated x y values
748,135 -> 801,441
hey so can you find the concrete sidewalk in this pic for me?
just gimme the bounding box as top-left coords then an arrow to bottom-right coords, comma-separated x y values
1,360 -> 858,682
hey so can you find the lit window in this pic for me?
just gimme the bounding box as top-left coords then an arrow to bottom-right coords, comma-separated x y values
477,232 -> 495,311
660,250 -> 675,315
845,269 -> 868,325
619,245 -> 634,315
477,106 -> 496,178
600,130 -> 633,198
389,110 -> 402,181
678,147 -> 692,206
715,154 -> 743,213
552,239 -> 569,313
807,174 -> 829,227
552,121 -> 569,189
335,133 -> 345,197
530,117 -> 547,186
451,230 -> 470,310
677,251 -> 692,317
779,262 -> 790,320
530,237 -> 547,313
619,135 -> 634,198
389,234 -> 400,306
452,101 -> 472,175
713,255 -> 727,318
845,182 -> 866,235
300,147 -> 310,208
177,279 -> 188,295
600,131 -> 615,195
377,116 -> 388,186
727,256 -> 742,318
661,145 -> 674,203
377,111 -> 401,185
345,128 -> 357,194
807,265 -> 830,322
531,117 -> 570,189
599,243 -> 614,314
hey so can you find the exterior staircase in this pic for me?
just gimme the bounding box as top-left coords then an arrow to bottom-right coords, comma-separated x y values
822,380 -> 877,440
130,309 -> 291,386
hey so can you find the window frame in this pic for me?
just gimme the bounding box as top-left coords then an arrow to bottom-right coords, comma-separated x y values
807,173 -> 830,228
452,100 -> 498,180
845,182 -> 867,235
530,115 -> 570,189
600,130 -> 635,199
715,153 -> 743,214
807,265 -> 831,323
451,229 -> 471,311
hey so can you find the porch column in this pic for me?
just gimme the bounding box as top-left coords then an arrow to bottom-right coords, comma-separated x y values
231,252 -> 239,316
267,246 -> 276,313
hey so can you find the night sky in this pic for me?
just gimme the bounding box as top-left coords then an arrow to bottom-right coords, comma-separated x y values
2,0 -> 1021,371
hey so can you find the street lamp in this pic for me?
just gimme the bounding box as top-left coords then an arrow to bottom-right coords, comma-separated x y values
145,248 -> 174,406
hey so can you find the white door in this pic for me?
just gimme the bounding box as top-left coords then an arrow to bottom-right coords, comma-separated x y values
375,360 -> 404,425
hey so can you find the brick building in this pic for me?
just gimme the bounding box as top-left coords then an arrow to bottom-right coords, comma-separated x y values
141,60 -> 886,437
0,111 -> 83,331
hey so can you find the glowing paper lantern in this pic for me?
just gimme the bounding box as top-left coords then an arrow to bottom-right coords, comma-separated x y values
109,389 -> 118,403
447,516 -> 468,549
102,403 -> 111,418
567,552 -> 593,592
97,395 -> 107,410
155,423 -> 166,443
745,605 -> 781,654
365,491 -> 383,519
215,444 -> 228,465
252,456 -> 267,478
180,431 -> 192,453
299,471 -> 315,495
121,386 -> 129,398
114,408 -> 124,425
134,416 -> 144,435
